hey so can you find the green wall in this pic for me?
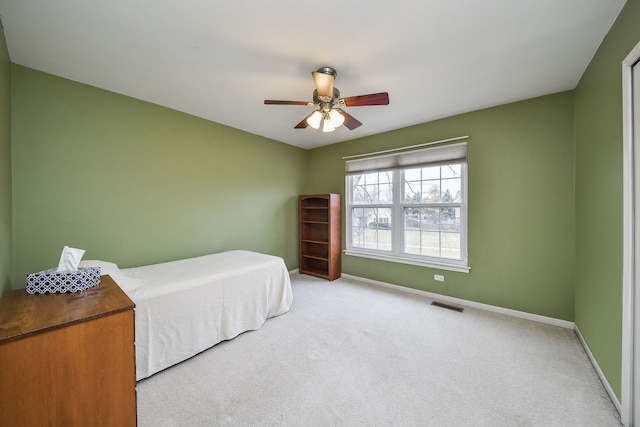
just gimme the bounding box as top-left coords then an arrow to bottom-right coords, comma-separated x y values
0,23 -> 10,297
306,91 -> 576,321
11,65 -> 307,287
574,0 -> 640,401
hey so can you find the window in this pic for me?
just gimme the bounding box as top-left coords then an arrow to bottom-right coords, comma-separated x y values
345,141 -> 469,273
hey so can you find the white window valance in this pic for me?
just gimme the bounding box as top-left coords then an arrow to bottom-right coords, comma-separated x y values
345,141 -> 467,175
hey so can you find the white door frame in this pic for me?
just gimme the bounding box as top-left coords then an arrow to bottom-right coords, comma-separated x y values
622,39 -> 640,427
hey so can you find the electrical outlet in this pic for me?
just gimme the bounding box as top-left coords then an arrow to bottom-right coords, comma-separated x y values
434,274 -> 445,282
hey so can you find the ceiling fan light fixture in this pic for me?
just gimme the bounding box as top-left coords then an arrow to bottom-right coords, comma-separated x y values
322,116 -> 336,132
328,109 -> 345,128
307,110 -> 323,129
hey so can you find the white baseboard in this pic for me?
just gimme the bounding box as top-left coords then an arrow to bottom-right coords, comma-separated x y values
341,273 -> 575,329
574,325 -> 621,414
288,268 -> 299,275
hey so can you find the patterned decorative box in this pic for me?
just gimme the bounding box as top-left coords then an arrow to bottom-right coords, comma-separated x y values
26,267 -> 101,294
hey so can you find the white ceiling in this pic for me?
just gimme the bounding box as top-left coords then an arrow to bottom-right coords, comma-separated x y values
0,1 -> 627,149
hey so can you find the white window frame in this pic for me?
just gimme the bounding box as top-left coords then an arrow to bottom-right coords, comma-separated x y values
344,141 -> 470,273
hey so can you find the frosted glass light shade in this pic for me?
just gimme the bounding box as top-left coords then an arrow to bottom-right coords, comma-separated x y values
307,111 -> 323,129
328,109 -> 345,127
322,118 -> 335,132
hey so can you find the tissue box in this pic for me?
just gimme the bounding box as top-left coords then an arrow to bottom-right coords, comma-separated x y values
26,267 -> 101,294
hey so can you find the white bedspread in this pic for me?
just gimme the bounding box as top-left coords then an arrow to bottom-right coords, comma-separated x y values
81,250 -> 292,380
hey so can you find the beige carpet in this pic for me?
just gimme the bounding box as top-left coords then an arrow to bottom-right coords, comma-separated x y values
136,273 -> 621,426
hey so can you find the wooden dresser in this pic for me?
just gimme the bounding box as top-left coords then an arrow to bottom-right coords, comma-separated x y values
0,275 -> 137,426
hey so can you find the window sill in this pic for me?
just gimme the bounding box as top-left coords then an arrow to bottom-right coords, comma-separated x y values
344,249 -> 470,273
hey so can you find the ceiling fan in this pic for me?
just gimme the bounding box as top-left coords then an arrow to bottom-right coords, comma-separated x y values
264,66 -> 389,132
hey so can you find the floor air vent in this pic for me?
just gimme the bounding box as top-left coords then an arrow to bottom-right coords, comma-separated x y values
431,301 -> 464,312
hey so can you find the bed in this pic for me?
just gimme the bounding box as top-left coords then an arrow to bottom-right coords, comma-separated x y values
80,250 -> 293,380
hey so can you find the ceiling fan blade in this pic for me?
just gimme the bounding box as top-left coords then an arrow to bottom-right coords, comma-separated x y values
336,109 -> 363,130
294,111 -> 315,129
312,71 -> 334,98
342,92 -> 389,107
264,100 -> 310,105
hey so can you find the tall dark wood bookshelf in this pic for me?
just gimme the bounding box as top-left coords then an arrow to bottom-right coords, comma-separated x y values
299,194 -> 341,281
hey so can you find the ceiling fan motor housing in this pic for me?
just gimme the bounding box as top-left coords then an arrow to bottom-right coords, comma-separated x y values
313,88 -> 340,106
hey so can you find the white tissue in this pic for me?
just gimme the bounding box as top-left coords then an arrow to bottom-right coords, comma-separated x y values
56,246 -> 86,272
